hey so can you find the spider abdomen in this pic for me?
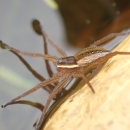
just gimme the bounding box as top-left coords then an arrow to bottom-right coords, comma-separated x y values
75,47 -> 110,66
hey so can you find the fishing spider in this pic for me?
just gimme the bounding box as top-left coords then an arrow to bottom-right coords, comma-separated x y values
1,20 -> 130,130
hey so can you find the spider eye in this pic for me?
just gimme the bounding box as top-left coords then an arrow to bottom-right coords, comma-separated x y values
58,59 -> 65,64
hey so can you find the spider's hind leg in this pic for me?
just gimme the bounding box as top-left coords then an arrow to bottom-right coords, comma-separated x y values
36,74 -> 71,130
75,72 -> 95,93
93,32 -> 130,46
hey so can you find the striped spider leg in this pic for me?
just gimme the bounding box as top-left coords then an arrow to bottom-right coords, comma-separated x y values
1,23 -> 130,130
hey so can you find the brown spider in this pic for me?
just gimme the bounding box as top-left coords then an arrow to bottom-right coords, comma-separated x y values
1,20 -> 130,130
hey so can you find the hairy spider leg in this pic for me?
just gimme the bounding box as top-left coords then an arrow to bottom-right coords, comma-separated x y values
32,19 -> 66,57
1,73 -> 61,108
93,32 -> 130,46
36,74 -> 72,130
0,41 -> 58,63
40,25 -> 67,57
75,72 -> 95,93
41,25 -> 55,77
99,51 -> 130,61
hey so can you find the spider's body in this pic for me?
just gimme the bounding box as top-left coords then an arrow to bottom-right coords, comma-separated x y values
1,20 -> 130,130
75,46 -> 110,66
57,46 -> 111,73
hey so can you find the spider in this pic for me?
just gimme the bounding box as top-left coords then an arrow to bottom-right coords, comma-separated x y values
1,20 -> 130,130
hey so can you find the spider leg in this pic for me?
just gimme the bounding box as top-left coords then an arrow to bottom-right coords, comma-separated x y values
10,51 -> 55,93
93,32 -> 130,46
38,21 -> 56,89
0,41 -> 57,62
36,74 -> 72,130
76,72 -> 95,93
41,27 -> 67,96
42,29 -> 67,57
32,19 -> 67,57
42,27 -> 54,77
1,73 -> 61,108
32,19 -> 56,76
95,51 -> 130,64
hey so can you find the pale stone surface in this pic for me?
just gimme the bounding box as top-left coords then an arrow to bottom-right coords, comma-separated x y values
43,35 -> 130,130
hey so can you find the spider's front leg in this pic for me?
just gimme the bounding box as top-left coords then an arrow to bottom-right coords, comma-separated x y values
32,19 -> 67,57
1,73 -> 61,108
0,41 -> 58,63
